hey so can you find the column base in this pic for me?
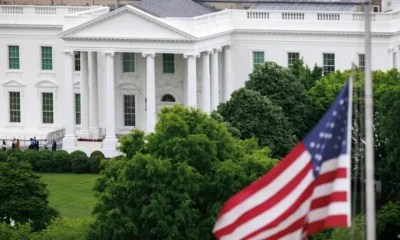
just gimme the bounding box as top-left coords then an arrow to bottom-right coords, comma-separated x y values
90,128 -> 102,139
78,130 -> 91,139
103,137 -> 118,149
62,136 -> 77,153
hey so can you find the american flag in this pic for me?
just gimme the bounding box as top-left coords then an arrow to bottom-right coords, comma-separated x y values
213,81 -> 352,240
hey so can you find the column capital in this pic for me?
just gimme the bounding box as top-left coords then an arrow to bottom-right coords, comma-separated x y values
213,47 -> 223,54
104,51 -> 115,57
63,50 -> 74,56
183,53 -> 200,59
204,50 -> 213,55
224,45 -> 231,50
142,52 -> 156,58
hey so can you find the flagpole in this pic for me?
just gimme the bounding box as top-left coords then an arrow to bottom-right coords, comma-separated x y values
364,1 -> 376,240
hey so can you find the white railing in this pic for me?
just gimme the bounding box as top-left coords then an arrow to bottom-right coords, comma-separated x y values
247,11 -> 269,19
282,12 -> 304,20
68,6 -> 109,16
317,13 -> 340,21
0,5 -> 95,16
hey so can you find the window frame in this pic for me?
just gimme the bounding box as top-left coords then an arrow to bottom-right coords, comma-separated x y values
41,92 -> 54,124
75,93 -> 81,125
163,54 -> 175,74
8,45 -> 20,70
122,53 -> 135,73
252,51 -> 265,70
41,46 -> 53,71
123,94 -> 136,127
358,53 -> 365,72
9,91 -> 21,123
287,52 -> 300,68
322,53 -> 335,76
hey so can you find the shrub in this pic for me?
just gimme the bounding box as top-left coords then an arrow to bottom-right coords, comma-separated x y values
30,217 -> 94,240
6,148 -> 23,161
89,155 -> 103,174
90,151 -> 105,159
52,150 -> 71,173
71,151 -> 89,173
0,222 -> 31,240
22,150 -> 40,171
36,151 -> 54,172
0,151 -> 7,162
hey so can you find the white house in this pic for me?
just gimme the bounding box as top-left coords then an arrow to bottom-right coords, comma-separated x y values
1,0 -> 400,157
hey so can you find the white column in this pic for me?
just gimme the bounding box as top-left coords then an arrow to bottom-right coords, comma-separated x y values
224,45 -> 232,102
62,50 -> 76,149
79,51 -> 90,138
201,51 -> 211,112
211,48 -> 221,111
184,53 -> 199,107
89,51 -> 101,139
143,53 -> 156,133
103,51 -> 117,149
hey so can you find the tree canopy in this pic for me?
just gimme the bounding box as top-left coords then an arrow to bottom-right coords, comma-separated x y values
89,105 -> 278,240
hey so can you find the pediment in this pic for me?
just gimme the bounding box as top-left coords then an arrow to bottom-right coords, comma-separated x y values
59,6 -> 194,41
2,79 -> 26,88
35,80 -> 58,88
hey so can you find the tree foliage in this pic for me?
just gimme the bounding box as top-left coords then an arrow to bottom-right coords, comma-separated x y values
245,61 -> 314,139
0,157 -> 58,231
217,88 -> 296,158
291,58 -> 323,91
89,105 -> 278,240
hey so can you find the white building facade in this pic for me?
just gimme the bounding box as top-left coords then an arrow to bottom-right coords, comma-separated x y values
1,2 -> 400,157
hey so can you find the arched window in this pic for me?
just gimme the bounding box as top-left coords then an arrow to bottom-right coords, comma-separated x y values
161,94 -> 176,102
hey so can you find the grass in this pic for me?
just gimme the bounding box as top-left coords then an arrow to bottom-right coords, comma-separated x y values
38,173 -> 98,219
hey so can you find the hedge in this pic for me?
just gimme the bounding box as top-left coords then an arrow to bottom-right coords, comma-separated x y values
36,151 -> 54,172
90,151 -> 105,159
52,150 -> 71,173
6,148 -> 23,161
71,151 -> 89,173
22,150 -> 40,171
0,151 -> 7,162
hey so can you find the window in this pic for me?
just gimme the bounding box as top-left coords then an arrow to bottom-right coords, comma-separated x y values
253,51 -> 264,70
75,93 -> 81,125
9,92 -> 20,123
124,95 -> 135,126
358,54 -> 365,72
41,46 -> 53,70
74,52 -> 80,71
288,52 -> 300,68
163,54 -> 175,74
323,53 -> 335,75
8,46 -> 20,70
123,53 -> 135,72
393,52 -> 397,69
161,94 -> 176,102
373,5 -> 380,12
42,92 -> 54,124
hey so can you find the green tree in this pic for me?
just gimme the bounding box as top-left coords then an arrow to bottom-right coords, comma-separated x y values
245,61 -> 314,139
0,157 -> 58,231
0,222 -> 31,240
30,217 -> 94,240
217,88 -> 296,158
89,105 -> 277,240
291,58 -> 323,91
376,201 -> 400,239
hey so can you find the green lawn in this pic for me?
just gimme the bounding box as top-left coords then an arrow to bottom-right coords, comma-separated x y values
39,173 -> 98,219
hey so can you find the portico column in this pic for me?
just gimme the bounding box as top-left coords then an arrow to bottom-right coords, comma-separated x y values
184,53 -> 199,107
79,51 -> 90,138
62,50 -> 76,149
211,48 -> 221,111
103,51 -> 117,149
201,51 -> 211,112
88,51 -> 100,138
224,45 -> 232,102
143,53 -> 156,133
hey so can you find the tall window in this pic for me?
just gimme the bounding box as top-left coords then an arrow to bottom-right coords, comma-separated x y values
42,92 -> 54,124
9,92 -> 21,123
163,54 -> 175,74
393,52 -> 397,69
124,95 -> 135,126
358,54 -> 365,72
123,53 -> 135,72
75,93 -> 81,125
323,53 -> 335,75
288,52 -> 300,68
74,52 -> 81,71
41,46 -> 53,70
253,51 -> 264,70
8,46 -> 20,70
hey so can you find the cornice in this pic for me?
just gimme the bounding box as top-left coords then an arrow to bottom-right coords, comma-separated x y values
0,24 -> 62,30
233,29 -> 393,37
62,36 -> 195,42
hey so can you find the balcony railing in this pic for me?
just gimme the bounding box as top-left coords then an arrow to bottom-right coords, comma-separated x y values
0,5 -> 97,16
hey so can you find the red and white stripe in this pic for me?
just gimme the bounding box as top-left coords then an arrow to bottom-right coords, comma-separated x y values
213,143 -> 350,240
